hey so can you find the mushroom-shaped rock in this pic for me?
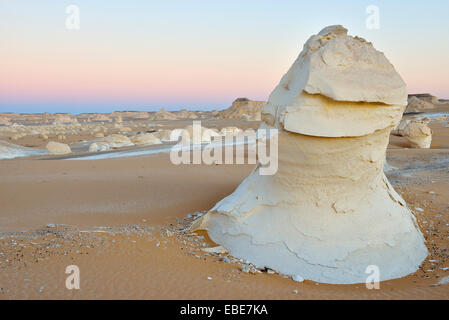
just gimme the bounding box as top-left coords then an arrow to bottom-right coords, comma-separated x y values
403,121 -> 432,148
192,25 -> 427,284
46,141 -> 71,155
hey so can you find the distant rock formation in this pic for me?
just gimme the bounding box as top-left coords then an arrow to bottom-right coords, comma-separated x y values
403,121 -> 432,148
109,111 -> 149,120
131,112 -> 150,119
216,98 -> 266,121
406,96 -> 435,113
0,117 -> 12,126
0,140 -> 43,159
114,115 -> 123,124
53,114 -> 78,126
86,114 -> 113,123
220,126 -> 241,136
409,93 -> 439,104
46,141 -> 71,155
89,142 -> 110,152
153,130 -> 178,142
101,134 -> 134,148
131,133 -> 162,146
174,109 -> 199,120
150,108 -> 178,120
392,118 -> 412,136
179,125 -> 220,144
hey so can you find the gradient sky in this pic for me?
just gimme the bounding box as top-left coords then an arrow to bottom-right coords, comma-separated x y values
1,0 -> 448,113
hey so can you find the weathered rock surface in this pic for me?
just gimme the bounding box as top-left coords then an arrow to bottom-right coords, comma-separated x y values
46,141 -> 71,155
392,118 -> 412,136
53,115 -> 78,126
266,25 -> 407,106
175,109 -> 199,119
217,98 -> 266,121
101,134 -> 134,149
152,130 -> 177,142
150,108 -> 178,120
409,93 -> 440,104
406,96 -> 435,113
193,25 -> 427,284
88,142 -> 111,152
0,117 -> 12,126
0,140 -> 44,159
403,121 -> 432,148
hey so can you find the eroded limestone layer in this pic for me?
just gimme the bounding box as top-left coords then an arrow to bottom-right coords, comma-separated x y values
195,129 -> 427,283
193,25 -> 427,284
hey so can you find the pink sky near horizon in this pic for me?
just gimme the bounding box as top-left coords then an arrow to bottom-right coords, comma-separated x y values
1,1 -> 448,113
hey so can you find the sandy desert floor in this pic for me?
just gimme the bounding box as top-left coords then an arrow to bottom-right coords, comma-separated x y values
0,119 -> 448,299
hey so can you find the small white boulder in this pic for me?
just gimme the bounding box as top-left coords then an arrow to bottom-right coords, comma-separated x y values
46,141 -> 71,155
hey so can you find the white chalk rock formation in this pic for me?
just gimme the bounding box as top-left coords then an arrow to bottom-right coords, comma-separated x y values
102,134 -> 134,149
391,118 -> 412,136
89,142 -> 110,153
46,141 -> 71,155
0,117 -> 12,126
403,121 -> 432,148
181,125 -> 221,144
131,133 -> 162,146
406,96 -> 435,113
192,25 -> 427,284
